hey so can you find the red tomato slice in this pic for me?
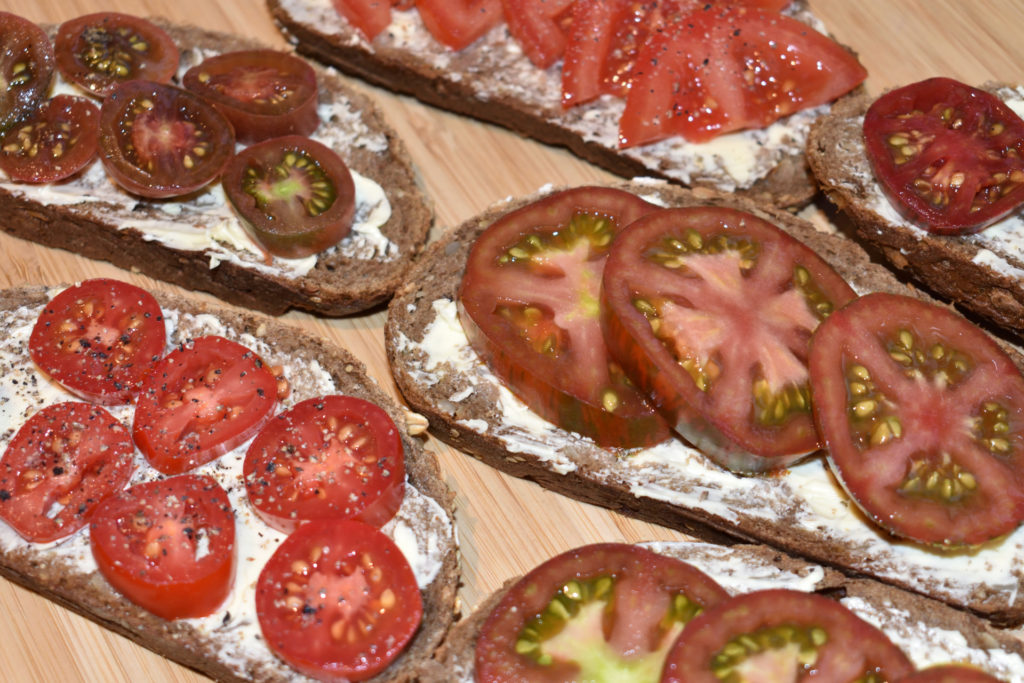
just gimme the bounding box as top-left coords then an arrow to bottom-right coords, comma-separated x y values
502,0 -> 574,69
416,0 -> 504,51
29,278 -> 165,405
0,94 -> 99,183
256,519 -> 422,682
898,666 -> 1005,683
89,474 -> 235,620
133,335 -> 279,475
601,206 -> 856,472
330,0 -> 401,41
0,12 -> 55,133
475,543 -> 729,681
459,187 -> 670,448
809,292 -> 1024,548
244,395 -> 405,534
0,402 -> 134,543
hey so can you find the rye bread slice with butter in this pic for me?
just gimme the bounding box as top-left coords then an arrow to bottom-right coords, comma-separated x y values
0,284 -> 458,683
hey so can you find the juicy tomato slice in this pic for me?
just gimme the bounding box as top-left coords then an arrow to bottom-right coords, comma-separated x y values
256,519 -> 422,682
54,12 -> 179,98
898,666 -> 1005,683
133,335 -> 280,475
0,94 -> 99,183
243,395 -> 405,534
0,12 -> 55,133
330,0 -> 407,41
661,589 -> 914,682
863,77 -> 1024,235
221,135 -> 355,259
476,543 -> 729,681
0,402 -> 134,543
809,292 -> 1024,548
89,474 -> 235,620
502,0 -> 574,69
416,0 -> 504,51
458,187 -> 670,448
601,206 -> 856,472
99,80 -> 235,198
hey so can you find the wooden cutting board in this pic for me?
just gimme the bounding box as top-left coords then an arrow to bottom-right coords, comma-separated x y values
0,1 -> 1022,680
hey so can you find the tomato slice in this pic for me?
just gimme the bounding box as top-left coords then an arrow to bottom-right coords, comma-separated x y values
89,474 -> 235,620
897,666 -> 1005,683
256,519 -> 422,682
501,0 -> 574,69
0,402 -> 134,543
133,335 -> 280,475
330,0 -> 400,41
458,187 -> 670,448
0,12 -> 55,133
661,589 -> 913,682
416,0 -> 504,51
98,80 -> 235,199
809,292 -> 1024,548
243,395 -> 405,534
54,12 -> 179,98
601,206 -> 856,472
475,543 -> 729,681
221,135 -> 356,259
0,94 -> 99,183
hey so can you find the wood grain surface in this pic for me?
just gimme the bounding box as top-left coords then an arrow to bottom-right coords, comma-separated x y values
0,1 -> 1022,681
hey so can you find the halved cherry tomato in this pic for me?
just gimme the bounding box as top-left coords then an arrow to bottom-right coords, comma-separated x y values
221,135 -> 355,259
502,0 -> 574,69
476,543 -> 729,681
863,77 -> 1024,235
809,292 -> 1024,548
99,80 -> 235,198
133,335 -> 280,475
89,474 -> 235,620
416,0 -> 504,51
0,94 -> 99,183
330,0 -> 406,41
0,402 -> 134,543
661,589 -> 914,682
243,395 -> 405,534
256,519 -> 422,682
54,12 -> 179,98
601,206 -> 856,472
458,187 -> 670,448
0,12 -> 55,133
897,666 -> 1005,683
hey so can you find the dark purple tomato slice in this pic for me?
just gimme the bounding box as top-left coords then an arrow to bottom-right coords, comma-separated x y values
0,94 -> 99,183
0,12 -> 54,133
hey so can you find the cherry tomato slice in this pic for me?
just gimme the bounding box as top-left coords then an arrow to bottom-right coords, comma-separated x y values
89,474 -> 235,620
243,395 -> 405,534
897,666 -> 1005,683
133,335 -> 279,475
501,0 -> 574,69
601,206 -> 856,472
458,187 -> 670,448
476,543 -> 729,681
256,519 -> 422,682
0,12 -> 55,133
809,292 -> 1024,548
416,0 -> 504,51
0,94 -> 99,183
0,402 -> 134,543
54,12 -> 179,98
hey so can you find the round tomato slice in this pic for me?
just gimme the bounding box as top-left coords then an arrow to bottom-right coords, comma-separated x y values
133,335 -> 280,475
99,80 -> 235,198
863,77 -> 1024,235
0,12 -> 55,133
475,543 -> 729,681
243,395 -> 405,534
0,94 -> 99,183
0,402 -> 134,543
89,474 -> 235,620
221,135 -> 355,259
809,293 -> 1024,548
601,206 -> 856,472
416,0 -> 504,51
458,187 -> 669,449
54,12 -> 179,98
29,279 -> 165,405
256,519 -> 422,682
661,589 -> 913,682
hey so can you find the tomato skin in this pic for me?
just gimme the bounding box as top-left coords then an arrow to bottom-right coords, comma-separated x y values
0,93 -> 100,183
417,0 -> 504,51
0,12 -> 55,133
502,0 -> 574,69
897,666 -> 1005,683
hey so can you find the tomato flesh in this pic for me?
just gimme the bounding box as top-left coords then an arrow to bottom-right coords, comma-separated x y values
416,0 -> 504,51
0,94 -> 99,183
502,0 -> 574,69
898,666 -> 1005,683
331,0 -> 395,41
0,12 -> 55,133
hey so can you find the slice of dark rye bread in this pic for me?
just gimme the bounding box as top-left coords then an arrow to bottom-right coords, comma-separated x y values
384,179 -> 1024,628
0,285 -> 458,683
0,20 -> 432,318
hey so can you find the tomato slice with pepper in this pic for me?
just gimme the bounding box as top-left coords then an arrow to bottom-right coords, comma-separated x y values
416,0 -> 504,51
809,292 -> 1024,548
502,0 -> 574,69
459,187 -> 670,448
0,93 -> 99,183
0,12 -> 55,133
256,519 -> 422,682
601,206 -> 856,472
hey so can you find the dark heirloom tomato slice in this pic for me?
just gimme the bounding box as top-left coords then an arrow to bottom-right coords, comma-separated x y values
897,666 -> 1005,683
863,77 -> 1024,235
0,402 -> 134,543
0,94 -> 99,183
416,0 -> 504,51
29,279 -> 165,405
243,395 -> 405,534
458,187 -> 669,448
133,335 -> 280,475
502,0 -> 574,69
0,12 -> 54,133
90,474 -> 235,620
601,206 -> 856,472
661,589 -> 913,682
222,135 -> 355,259
256,519 -> 422,682
99,80 -> 235,199
809,293 -> 1024,548
475,543 -> 729,681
